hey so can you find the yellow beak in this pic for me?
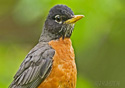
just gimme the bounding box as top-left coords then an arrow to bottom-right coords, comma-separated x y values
64,15 -> 84,24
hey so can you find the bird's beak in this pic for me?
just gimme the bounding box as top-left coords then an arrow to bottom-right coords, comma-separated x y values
64,15 -> 85,24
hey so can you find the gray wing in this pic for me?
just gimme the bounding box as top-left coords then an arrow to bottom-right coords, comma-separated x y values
9,42 -> 55,88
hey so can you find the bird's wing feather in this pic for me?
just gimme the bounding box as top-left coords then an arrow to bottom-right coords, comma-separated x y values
9,42 -> 55,88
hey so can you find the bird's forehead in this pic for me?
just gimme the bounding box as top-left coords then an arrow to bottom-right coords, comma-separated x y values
49,5 -> 74,17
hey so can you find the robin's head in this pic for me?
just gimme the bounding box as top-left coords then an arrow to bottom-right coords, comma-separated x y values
40,5 -> 84,42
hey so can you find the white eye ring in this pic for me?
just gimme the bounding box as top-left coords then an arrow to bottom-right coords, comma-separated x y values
55,15 -> 62,24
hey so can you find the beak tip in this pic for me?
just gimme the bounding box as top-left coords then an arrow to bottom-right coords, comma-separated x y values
82,15 -> 85,17
75,15 -> 85,20
79,15 -> 85,18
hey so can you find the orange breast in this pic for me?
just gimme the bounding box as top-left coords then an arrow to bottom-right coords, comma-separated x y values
38,38 -> 77,88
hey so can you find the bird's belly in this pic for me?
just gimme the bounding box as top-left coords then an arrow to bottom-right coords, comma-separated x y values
38,38 -> 77,88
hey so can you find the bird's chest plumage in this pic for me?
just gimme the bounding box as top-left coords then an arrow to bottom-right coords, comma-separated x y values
38,38 -> 77,88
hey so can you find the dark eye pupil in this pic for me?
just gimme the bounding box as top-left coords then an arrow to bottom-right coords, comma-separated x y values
56,17 -> 61,22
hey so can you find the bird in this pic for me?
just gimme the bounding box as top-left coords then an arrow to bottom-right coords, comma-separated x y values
9,4 -> 84,88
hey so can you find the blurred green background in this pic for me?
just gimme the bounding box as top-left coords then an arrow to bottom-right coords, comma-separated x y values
0,0 -> 125,88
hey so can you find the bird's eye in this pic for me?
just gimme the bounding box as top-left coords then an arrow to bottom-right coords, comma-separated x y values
55,15 -> 62,24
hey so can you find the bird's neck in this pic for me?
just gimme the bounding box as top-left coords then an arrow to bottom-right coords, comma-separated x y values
39,27 -> 60,42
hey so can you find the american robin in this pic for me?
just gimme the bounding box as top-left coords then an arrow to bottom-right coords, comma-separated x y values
9,4 -> 84,88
